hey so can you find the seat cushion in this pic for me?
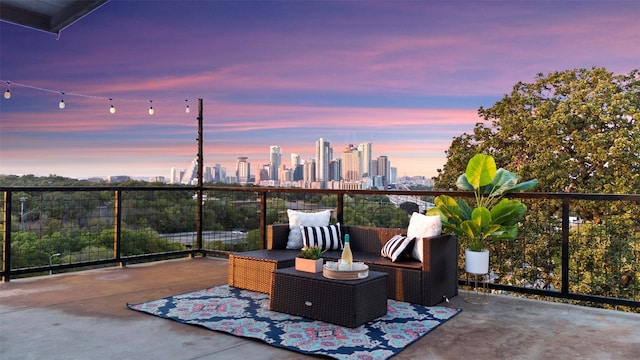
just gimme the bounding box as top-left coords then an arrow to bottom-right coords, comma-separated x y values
286,209 -> 331,249
380,234 -> 415,262
301,223 -> 343,250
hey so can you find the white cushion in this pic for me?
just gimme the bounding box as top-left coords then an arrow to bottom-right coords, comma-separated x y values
381,234 -> 415,262
286,209 -> 331,249
407,212 -> 442,262
300,223 -> 342,251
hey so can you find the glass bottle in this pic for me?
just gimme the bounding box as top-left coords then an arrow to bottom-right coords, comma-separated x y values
341,234 -> 353,270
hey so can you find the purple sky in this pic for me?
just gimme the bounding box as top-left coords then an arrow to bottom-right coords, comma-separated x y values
1,1 -> 638,180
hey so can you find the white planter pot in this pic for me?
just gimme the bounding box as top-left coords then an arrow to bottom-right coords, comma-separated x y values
465,249 -> 489,275
295,258 -> 324,273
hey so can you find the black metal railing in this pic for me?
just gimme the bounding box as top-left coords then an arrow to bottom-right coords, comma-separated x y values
2,185 -> 638,309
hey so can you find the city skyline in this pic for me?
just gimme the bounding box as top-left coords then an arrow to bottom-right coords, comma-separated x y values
172,137 -> 396,187
1,1 -> 638,179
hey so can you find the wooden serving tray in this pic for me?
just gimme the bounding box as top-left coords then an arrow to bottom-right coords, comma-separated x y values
322,262 -> 369,280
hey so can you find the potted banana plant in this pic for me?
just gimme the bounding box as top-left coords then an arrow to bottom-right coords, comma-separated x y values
295,245 -> 326,273
427,154 -> 537,274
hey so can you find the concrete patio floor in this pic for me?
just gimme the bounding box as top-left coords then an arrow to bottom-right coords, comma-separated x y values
1,257 -> 638,360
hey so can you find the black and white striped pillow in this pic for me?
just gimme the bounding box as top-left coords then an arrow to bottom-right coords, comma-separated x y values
300,223 -> 343,251
381,234 -> 415,262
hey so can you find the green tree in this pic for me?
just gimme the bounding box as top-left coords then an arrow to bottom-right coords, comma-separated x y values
435,67 -> 639,193
434,68 -> 640,307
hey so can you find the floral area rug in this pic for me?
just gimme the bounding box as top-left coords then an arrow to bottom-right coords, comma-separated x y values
127,285 -> 460,360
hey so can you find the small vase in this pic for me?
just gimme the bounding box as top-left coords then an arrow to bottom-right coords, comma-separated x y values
465,249 -> 489,275
295,257 -> 324,273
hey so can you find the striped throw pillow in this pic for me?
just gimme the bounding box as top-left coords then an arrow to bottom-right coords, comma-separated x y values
300,223 -> 342,251
381,234 -> 415,262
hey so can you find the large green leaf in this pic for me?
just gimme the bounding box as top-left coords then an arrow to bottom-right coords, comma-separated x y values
456,198 -> 473,220
426,207 -> 448,224
465,154 -> 496,189
471,206 -> 491,228
483,224 -> 503,237
442,222 -> 465,238
489,168 -> 519,197
456,174 -> 474,191
509,179 -> 539,192
491,224 -> 519,241
491,199 -> 527,226
433,195 -> 462,222
460,220 -> 481,241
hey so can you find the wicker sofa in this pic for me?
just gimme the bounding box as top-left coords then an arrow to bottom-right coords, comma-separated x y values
228,224 -> 458,306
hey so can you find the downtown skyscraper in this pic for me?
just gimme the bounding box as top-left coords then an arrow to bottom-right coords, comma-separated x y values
269,145 -> 281,181
358,142 -> 372,178
236,156 -> 251,184
342,144 -> 360,181
315,138 -> 332,183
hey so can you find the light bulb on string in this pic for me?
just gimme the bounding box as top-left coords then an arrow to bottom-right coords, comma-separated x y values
59,92 -> 65,109
148,100 -> 154,115
109,98 -> 116,114
3,81 -> 10,99
185,99 -> 190,113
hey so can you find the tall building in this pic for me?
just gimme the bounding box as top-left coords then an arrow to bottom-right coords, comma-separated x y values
269,146 -> 281,181
170,167 -> 178,184
315,138 -> 332,183
342,144 -> 360,181
259,164 -> 270,181
370,159 -> 378,177
214,164 -> 223,182
235,156 -> 251,184
293,164 -> 303,181
291,153 -> 300,168
303,158 -> 316,183
279,165 -> 292,182
329,158 -> 342,181
358,142 -> 372,178
181,158 -> 198,184
219,166 -> 226,183
377,155 -> 390,188
390,166 -> 397,185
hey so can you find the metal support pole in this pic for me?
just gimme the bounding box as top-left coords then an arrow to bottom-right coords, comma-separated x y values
561,197 -> 570,295
336,193 -> 344,225
114,190 -> 123,267
2,191 -> 12,282
260,192 -> 267,249
195,98 -> 204,254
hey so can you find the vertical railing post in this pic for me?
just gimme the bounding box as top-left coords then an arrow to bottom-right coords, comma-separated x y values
561,197 -> 570,295
195,98 -> 204,255
260,191 -> 267,249
336,192 -> 344,224
2,191 -> 12,282
114,190 -> 123,267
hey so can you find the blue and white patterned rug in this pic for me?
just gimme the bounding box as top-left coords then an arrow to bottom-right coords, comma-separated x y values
128,285 -> 461,360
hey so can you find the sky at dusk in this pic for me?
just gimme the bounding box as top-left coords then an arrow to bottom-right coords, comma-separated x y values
1,0 -> 639,180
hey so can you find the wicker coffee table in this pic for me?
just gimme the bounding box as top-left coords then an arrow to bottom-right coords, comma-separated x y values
269,267 -> 388,328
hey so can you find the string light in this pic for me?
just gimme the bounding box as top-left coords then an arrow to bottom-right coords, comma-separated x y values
3,81 -> 10,99
1,80 -> 197,115
59,92 -> 66,109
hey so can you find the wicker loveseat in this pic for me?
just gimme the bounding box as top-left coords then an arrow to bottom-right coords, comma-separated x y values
228,224 -> 458,306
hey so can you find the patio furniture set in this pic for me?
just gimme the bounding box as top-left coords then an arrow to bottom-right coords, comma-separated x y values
228,217 -> 459,327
